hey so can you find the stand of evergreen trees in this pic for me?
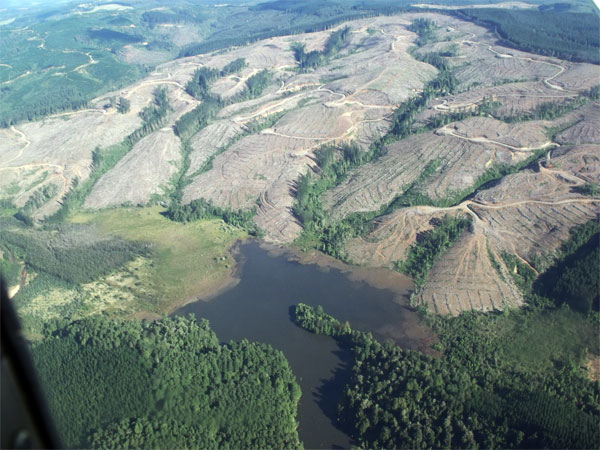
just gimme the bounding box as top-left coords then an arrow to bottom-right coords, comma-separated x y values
291,26 -> 351,71
32,316 -> 302,449
456,8 -> 600,64
165,198 -> 263,237
535,220 -> 600,314
293,303 -> 600,449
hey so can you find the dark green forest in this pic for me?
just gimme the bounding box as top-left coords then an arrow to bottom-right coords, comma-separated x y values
294,302 -> 599,449
457,7 -> 600,63
32,316 -> 302,449
535,220 -> 600,314
165,198 -> 263,237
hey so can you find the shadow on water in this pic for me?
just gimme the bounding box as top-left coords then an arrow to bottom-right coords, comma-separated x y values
174,240 -> 434,449
314,347 -> 353,429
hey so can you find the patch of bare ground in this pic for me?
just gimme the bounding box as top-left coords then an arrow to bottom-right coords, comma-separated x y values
187,120 -> 245,174
586,354 -> 600,382
553,62 -> 600,91
0,107 -> 142,217
548,145 -> 600,183
323,131 -> 516,221
345,208 -> 452,267
471,167 -> 600,264
0,126 -> 27,166
556,102 -> 600,145
441,116 -> 552,149
420,229 -> 523,315
271,103 -> 355,139
210,71 -> 255,99
84,128 -> 182,209
120,45 -> 171,65
473,167 -> 587,204
183,133 -> 315,242
421,82 -> 575,122
454,45 -> 558,89
155,23 -> 207,48
343,144 -> 599,315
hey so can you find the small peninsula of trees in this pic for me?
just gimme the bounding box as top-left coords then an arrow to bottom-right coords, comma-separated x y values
293,303 -> 600,449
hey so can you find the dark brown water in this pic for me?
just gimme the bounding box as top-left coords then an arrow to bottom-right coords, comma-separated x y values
175,241 -> 433,449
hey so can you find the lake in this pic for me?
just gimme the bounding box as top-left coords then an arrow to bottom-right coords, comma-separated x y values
175,241 -> 434,449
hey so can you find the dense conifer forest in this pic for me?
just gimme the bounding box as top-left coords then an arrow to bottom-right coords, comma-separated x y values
32,316 -> 302,449
294,301 -> 599,449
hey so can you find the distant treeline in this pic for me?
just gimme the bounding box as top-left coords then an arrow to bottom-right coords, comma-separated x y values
0,90 -> 89,128
179,13 -> 372,58
141,10 -> 206,26
88,28 -> 142,44
455,8 -> 600,64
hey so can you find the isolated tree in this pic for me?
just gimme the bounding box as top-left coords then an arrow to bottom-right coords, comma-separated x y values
117,97 -> 131,114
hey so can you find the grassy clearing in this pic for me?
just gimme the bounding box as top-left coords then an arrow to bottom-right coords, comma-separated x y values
69,206 -> 247,312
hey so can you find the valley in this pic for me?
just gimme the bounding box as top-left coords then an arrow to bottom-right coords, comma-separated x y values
0,1 -> 598,449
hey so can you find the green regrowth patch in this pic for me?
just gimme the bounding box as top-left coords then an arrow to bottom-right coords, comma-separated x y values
0,257 -> 22,287
486,242 -> 506,283
70,206 -> 247,313
291,26 -> 351,71
407,18 -> 438,47
0,224 -> 151,285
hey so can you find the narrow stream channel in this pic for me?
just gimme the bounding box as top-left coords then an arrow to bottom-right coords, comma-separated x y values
174,241 -> 434,449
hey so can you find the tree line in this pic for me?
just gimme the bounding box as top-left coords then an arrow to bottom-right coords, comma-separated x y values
456,8 -> 600,64
165,198 -> 263,237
